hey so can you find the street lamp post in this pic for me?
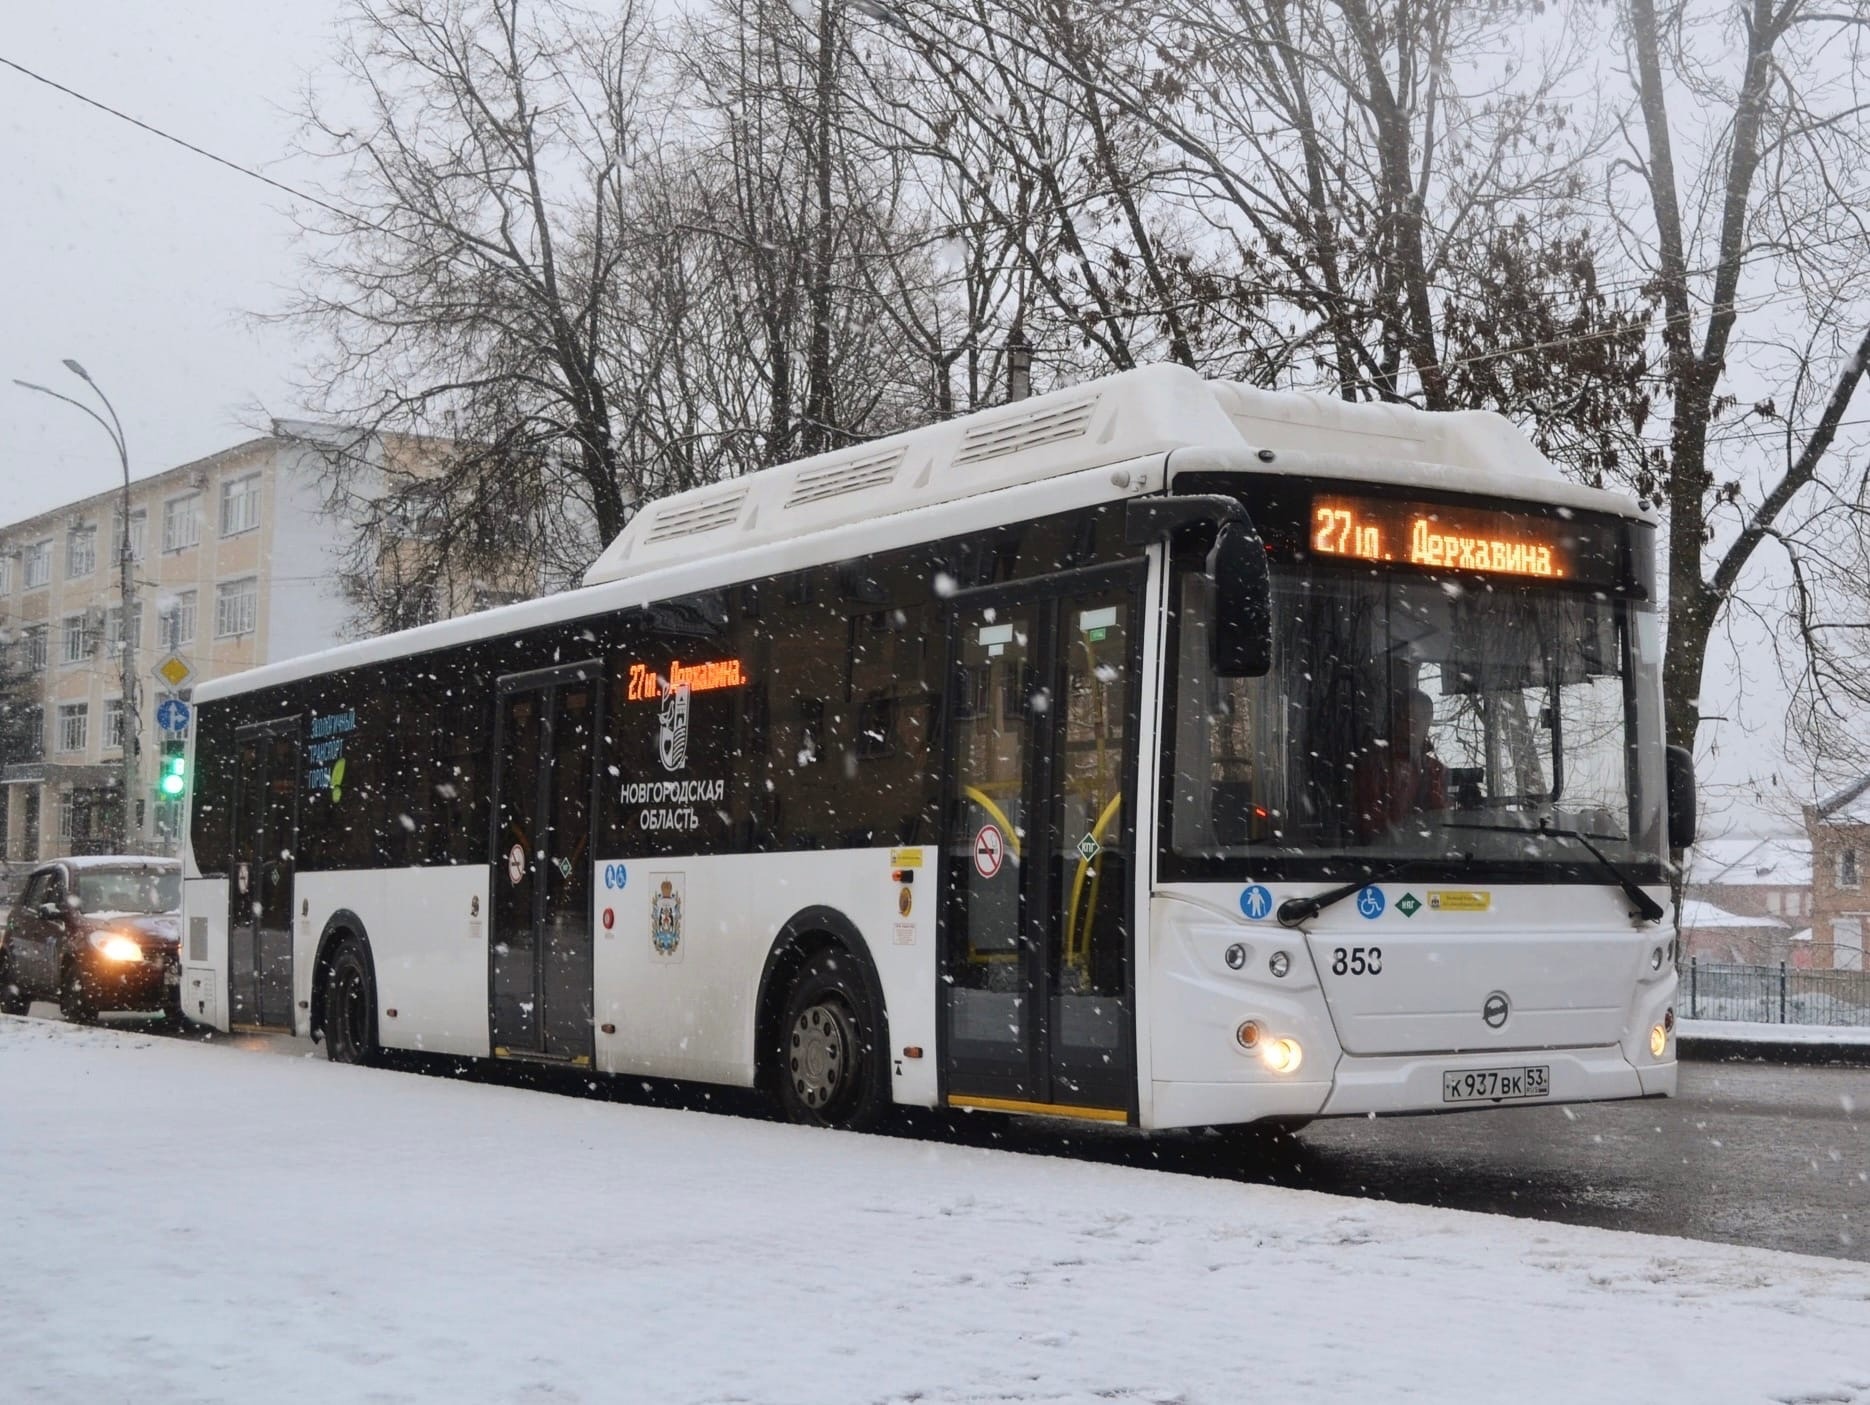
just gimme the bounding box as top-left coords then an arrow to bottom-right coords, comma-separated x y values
13,363 -> 139,851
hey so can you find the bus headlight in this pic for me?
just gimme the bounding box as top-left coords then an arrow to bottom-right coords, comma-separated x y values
1261,1037 -> 1303,1075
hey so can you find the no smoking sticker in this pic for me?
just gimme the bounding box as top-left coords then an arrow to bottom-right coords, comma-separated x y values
973,823 -> 1006,879
506,844 -> 526,886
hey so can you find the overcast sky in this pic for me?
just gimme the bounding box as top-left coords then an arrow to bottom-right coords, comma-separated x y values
0,0 -> 1822,831
1,1 -> 336,523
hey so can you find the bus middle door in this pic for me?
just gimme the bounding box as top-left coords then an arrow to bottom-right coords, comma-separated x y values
490,664 -> 600,1064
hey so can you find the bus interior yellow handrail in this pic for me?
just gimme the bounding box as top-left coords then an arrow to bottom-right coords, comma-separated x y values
1065,792 -> 1123,974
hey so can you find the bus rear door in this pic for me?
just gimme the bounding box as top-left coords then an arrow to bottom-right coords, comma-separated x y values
228,718 -> 300,1030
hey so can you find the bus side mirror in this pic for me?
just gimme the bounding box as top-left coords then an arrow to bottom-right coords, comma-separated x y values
1665,745 -> 1696,850
1208,520 -> 1272,678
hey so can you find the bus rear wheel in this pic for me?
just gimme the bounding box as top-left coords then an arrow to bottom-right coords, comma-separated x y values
777,950 -> 887,1131
321,936 -> 380,1066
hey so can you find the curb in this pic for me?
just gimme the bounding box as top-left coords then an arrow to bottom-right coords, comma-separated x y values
1677,1034 -> 1870,1069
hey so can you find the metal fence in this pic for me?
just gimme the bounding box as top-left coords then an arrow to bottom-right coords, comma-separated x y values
1682,959 -> 1870,1027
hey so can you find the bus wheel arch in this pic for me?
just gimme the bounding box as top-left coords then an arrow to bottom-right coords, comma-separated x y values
311,912 -> 380,1065
755,908 -> 891,1129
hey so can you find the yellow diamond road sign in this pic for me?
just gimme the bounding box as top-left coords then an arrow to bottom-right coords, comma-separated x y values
153,653 -> 195,690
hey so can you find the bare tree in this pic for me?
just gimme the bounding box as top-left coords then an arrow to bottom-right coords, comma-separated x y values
1616,0 -> 1870,764
282,0 -> 659,610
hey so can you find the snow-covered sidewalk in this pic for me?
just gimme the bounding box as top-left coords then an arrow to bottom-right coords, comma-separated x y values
3,1015 -> 1868,1404
1680,1016 -> 1870,1046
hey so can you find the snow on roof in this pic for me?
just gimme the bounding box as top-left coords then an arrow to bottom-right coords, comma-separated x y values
1677,898 -> 1788,930
1816,773 -> 1870,826
1685,835 -> 1812,887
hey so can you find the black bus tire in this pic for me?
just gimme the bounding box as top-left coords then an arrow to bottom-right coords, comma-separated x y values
322,936 -> 381,1066
58,959 -> 96,1025
777,949 -> 888,1131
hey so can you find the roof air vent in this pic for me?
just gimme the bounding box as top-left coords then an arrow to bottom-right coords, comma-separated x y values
785,448 -> 905,509
642,487 -> 748,545
953,397 -> 1097,466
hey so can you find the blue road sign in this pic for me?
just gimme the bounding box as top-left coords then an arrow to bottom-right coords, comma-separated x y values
156,698 -> 192,733
1356,886 -> 1386,919
1239,884 -> 1274,921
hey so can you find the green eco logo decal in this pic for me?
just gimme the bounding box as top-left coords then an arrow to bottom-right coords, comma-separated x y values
1396,892 -> 1422,918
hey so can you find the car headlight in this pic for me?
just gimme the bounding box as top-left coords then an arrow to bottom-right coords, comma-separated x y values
89,932 -> 145,962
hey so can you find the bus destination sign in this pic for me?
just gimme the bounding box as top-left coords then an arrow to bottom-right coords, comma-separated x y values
1310,494 -> 1575,580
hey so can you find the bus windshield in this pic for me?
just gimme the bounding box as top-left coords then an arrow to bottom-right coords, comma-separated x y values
1167,563 -> 1667,877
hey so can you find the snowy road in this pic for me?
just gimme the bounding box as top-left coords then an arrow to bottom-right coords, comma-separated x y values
5,1014 -> 1870,1404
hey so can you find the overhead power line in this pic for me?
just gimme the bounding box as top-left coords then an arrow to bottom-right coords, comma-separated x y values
0,51 -> 380,239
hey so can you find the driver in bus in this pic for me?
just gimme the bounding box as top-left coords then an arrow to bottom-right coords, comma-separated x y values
1353,687 -> 1448,841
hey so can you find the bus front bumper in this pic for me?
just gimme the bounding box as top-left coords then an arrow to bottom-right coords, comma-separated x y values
1148,1044 -> 1675,1130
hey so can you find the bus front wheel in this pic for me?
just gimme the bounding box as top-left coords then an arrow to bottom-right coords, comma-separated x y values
321,936 -> 381,1066
777,949 -> 887,1131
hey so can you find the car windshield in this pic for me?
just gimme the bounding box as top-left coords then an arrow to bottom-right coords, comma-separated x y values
1168,564 -> 1666,876
74,869 -> 181,916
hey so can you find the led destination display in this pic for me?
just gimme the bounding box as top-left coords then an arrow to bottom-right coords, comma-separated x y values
1309,494 -> 1595,581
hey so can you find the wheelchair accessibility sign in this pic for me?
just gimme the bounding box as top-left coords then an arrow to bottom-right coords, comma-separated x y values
1356,886 -> 1386,919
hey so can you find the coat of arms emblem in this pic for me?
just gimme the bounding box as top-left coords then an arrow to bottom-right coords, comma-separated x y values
650,875 -> 684,959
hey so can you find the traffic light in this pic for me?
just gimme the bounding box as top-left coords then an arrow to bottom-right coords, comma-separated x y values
158,738 -> 187,797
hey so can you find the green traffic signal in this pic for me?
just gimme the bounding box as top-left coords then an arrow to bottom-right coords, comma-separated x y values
159,750 -> 187,797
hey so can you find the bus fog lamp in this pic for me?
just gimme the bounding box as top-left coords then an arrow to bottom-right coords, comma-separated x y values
1268,950 -> 1291,978
1649,1022 -> 1669,1058
1650,946 -> 1664,971
1261,1037 -> 1303,1075
1225,944 -> 1247,970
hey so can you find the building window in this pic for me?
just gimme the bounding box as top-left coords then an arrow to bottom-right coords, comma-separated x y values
221,473 -> 262,536
0,554 -> 11,594
105,602 -> 143,654
57,702 -> 88,754
163,495 -> 200,553
1840,849 -> 1861,891
104,698 -> 125,751
66,524 -> 97,578
164,590 -> 198,647
24,625 -> 48,672
58,790 -> 75,840
215,577 -> 258,638
24,539 -> 51,588
61,613 -> 92,665
113,509 -> 147,563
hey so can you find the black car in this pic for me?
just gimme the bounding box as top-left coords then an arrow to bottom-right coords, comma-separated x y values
0,857 -> 183,1023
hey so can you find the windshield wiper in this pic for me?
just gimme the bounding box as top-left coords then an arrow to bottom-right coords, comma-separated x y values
1544,822 -> 1665,923
1275,855 -> 1463,928
1443,819 -> 1664,922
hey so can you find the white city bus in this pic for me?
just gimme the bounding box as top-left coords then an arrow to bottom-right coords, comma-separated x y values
178,365 -> 1694,1131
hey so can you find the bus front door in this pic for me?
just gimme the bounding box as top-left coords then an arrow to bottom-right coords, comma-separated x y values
490,665 -> 600,1064
228,718 -> 300,1030
940,568 -> 1141,1120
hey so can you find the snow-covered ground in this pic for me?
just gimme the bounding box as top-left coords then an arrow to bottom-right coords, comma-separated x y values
4,1015 -> 1869,1404
1680,1016 -> 1870,1046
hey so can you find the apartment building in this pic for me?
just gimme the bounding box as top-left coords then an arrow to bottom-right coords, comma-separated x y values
0,422 -> 487,868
